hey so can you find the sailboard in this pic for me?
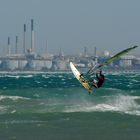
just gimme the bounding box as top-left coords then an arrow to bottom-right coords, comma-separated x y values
88,45 -> 138,74
70,62 -> 93,91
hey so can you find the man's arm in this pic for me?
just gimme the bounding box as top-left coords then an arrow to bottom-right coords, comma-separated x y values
99,70 -> 104,77
96,73 -> 99,80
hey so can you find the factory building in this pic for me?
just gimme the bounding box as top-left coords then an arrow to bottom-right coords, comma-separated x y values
119,55 -> 136,67
0,19 -> 139,72
0,19 -> 54,71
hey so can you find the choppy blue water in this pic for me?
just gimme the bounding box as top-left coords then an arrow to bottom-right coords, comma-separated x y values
0,72 -> 140,140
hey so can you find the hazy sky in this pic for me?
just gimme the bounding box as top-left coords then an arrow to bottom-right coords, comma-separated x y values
0,0 -> 140,55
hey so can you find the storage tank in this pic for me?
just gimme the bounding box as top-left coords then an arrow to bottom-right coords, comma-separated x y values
44,60 -> 52,69
18,60 -> 27,69
1,60 -> 18,70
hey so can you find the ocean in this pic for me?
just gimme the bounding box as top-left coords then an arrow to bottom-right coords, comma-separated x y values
0,72 -> 140,140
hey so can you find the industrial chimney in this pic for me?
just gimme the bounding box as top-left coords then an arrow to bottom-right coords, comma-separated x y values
7,37 -> 11,56
94,47 -> 97,57
23,24 -> 26,54
31,19 -> 35,52
15,36 -> 18,54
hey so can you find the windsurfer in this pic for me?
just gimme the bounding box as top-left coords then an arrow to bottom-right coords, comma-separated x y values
80,70 -> 105,88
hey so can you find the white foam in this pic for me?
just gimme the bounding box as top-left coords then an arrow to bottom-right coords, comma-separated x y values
17,74 -> 33,78
64,95 -> 140,116
5,75 -> 20,78
1,74 -> 33,78
0,95 -> 29,101
42,75 -> 49,78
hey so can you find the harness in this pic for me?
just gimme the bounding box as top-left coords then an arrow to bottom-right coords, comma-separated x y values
99,77 -> 104,81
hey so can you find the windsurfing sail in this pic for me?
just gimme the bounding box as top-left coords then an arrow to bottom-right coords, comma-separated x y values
88,45 -> 138,74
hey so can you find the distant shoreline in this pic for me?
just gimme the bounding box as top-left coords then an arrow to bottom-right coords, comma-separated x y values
0,70 -> 72,74
0,69 -> 139,74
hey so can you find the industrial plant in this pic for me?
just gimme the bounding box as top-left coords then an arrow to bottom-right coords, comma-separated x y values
0,19 -> 140,73
0,19 -> 53,71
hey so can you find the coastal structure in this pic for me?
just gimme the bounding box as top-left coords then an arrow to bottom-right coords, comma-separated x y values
0,19 -> 139,72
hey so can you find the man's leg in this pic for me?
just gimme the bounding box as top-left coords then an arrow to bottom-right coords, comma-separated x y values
80,73 -> 84,78
93,82 -> 98,88
90,79 -> 98,88
79,74 -> 86,83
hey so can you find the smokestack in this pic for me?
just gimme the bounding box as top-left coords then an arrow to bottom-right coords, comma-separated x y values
31,19 -> 34,31
23,24 -> 26,54
31,19 -> 35,52
46,39 -> 47,54
94,47 -> 97,56
84,46 -> 87,56
7,37 -> 11,55
15,36 -> 18,54
8,37 -> 10,46
94,47 -> 98,64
